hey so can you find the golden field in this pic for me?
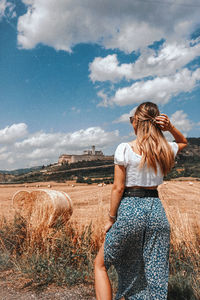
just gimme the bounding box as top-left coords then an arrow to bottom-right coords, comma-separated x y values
0,180 -> 199,227
0,180 -> 199,299
0,180 -> 199,251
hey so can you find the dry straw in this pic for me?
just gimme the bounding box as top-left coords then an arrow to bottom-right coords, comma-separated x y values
12,189 -> 73,228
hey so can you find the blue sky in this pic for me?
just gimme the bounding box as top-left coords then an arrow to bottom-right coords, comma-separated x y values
0,0 -> 200,170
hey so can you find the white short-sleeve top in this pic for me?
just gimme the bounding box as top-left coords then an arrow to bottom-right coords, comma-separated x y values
114,142 -> 179,187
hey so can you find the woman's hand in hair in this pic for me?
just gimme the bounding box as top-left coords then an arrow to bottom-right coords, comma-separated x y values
155,114 -> 173,131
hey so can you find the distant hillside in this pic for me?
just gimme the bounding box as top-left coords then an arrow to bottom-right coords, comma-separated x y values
0,137 -> 199,184
0,159 -> 114,184
165,137 -> 200,180
0,166 -> 42,175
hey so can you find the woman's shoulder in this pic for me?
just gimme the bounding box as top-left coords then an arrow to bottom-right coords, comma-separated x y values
167,141 -> 179,157
114,142 -> 129,166
115,142 -> 129,151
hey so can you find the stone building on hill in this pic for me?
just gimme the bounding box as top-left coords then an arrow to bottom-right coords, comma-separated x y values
58,145 -> 112,164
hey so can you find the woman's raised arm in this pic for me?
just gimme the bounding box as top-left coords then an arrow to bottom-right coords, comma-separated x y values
155,113 -> 188,153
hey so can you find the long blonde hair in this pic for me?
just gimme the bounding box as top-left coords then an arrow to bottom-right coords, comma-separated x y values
131,102 -> 174,175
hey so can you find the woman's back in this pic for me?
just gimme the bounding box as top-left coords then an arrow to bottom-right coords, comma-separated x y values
94,101 -> 188,300
114,141 -> 179,187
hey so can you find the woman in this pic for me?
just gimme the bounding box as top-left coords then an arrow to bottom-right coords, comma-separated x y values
94,102 -> 187,300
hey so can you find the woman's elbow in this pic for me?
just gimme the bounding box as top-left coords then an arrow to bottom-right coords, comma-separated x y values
183,137 -> 188,146
112,184 -> 125,194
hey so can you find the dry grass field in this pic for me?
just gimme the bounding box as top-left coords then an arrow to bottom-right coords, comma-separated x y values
0,180 -> 199,299
0,179 -> 199,259
0,180 -> 199,230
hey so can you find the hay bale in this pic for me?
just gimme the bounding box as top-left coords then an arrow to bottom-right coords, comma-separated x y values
12,190 -> 35,218
12,189 -> 73,227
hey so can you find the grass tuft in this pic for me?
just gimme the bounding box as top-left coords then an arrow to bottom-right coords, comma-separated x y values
0,211 -> 199,298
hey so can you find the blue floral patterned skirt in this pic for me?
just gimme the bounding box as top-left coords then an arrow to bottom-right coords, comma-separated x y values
104,196 -> 170,300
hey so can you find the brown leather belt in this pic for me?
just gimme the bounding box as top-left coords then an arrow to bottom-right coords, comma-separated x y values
123,187 -> 158,198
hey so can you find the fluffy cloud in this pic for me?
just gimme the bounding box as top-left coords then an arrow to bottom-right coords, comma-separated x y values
15,127 -> 119,150
17,0 -> 200,53
0,0 -> 15,19
170,110 -> 193,136
0,0 -> 7,18
108,68 -> 200,106
90,39 -> 200,82
97,90 -> 109,107
0,0 -> 9,18
164,110 -> 194,140
0,124 -> 119,169
0,123 -> 28,143
113,107 -> 137,124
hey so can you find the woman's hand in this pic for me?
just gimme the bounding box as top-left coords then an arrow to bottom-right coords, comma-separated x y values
155,114 -> 173,131
104,220 -> 115,233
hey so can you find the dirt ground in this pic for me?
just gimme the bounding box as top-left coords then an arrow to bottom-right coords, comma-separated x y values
0,270 -> 95,300
0,180 -> 199,299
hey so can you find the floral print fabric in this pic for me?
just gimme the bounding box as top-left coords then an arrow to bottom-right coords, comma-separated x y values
104,196 -> 170,300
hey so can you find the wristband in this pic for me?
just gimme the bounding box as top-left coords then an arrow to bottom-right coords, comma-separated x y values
108,210 -> 117,221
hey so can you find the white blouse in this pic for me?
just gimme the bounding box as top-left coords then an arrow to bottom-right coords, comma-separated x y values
114,142 -> 179,187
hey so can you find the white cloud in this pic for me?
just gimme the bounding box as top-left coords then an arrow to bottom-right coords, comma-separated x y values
17,0 -> 200,53
0,0 -> 7,18
107,68 -> 200,106
0,124 -> 119,169
164,110 -> 194,140
0,123 -> 28,143
97,90 -> 109,107
90,55 -> 125,83
0,0 -> 15,19
170,110 -> 193,136
104,20 -> 163,54
90,39 -> 200,82
15,127 -> 119,150
113,107 -> 137,123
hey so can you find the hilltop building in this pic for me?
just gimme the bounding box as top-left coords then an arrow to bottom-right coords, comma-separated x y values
58,145 -> 112,164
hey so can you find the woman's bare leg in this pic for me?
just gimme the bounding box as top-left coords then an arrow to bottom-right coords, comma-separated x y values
94,240 -> 113,300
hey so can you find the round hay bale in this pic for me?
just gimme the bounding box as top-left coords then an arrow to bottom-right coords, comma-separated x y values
31,189 -> 73,227
12,189 -> 73,228
12,190 -> 35,217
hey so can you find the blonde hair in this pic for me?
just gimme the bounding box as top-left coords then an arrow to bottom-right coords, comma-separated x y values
132,102 -> 174,176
